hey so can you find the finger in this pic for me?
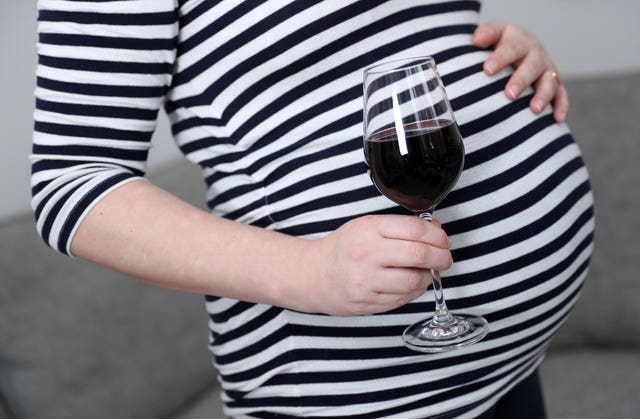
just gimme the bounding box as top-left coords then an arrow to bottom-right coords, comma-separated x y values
530,70 -> 559,115
369,267 -> 430,295
375,215 -> 450,250
375,237 -> 453,271
552,84 -> 570,123
350,286 -> 426,315
472,22 -> 503,49
483,37 -> 529,76
504,54 -> 547,99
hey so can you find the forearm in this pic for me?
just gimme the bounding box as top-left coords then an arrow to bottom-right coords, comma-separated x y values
69,178 -> 453,316
71,179 -> 314,309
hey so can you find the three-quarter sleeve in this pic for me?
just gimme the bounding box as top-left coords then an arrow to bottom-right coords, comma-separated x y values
31,0 -> 178,255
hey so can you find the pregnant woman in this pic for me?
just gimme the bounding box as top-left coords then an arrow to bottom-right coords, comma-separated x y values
32,1 -> 593,417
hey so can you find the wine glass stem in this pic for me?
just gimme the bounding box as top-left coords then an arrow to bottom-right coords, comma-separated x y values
429,268 -> 454,325
419,212 -> 455,326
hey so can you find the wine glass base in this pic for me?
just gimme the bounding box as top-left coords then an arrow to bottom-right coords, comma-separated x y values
402,313 -> 488,353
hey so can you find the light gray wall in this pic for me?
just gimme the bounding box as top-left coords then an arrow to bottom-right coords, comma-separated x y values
480,0 -> 640,78
2,1 -> 639,223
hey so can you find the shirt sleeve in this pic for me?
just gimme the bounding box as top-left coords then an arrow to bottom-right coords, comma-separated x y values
31,0 -> 178,255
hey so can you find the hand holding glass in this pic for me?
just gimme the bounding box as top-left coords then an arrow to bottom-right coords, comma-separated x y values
362,57 -> 488,352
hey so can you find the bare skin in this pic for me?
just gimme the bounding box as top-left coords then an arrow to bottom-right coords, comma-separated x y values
474,22 -> 569,123
71,179 -> 450,316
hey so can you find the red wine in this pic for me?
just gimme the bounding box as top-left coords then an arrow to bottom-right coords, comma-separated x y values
365,119 -> 465,213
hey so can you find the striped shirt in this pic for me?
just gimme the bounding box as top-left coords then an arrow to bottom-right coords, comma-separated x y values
32,1 -> 594,417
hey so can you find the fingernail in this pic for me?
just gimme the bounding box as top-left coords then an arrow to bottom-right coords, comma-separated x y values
508,84 -> 522,99
533,100 -> 544,113
485,61 -> 497,74
557,111 -> 567,122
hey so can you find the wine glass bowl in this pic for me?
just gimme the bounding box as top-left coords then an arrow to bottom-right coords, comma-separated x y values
364,119 -> 465,216
363,57 -> 488,352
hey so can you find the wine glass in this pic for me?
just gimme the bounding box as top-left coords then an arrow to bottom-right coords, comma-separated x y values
362,56 -> 488,353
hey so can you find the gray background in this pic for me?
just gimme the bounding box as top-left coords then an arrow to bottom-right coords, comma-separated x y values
2,0 -> 640,223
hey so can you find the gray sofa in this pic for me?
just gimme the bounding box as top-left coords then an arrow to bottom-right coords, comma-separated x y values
1,74 -> 638,419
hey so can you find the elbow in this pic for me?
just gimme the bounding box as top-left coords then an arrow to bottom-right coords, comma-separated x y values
30,157 -> 140,255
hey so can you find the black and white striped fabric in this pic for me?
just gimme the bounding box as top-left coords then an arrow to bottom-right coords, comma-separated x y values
32,1 -> 594,417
